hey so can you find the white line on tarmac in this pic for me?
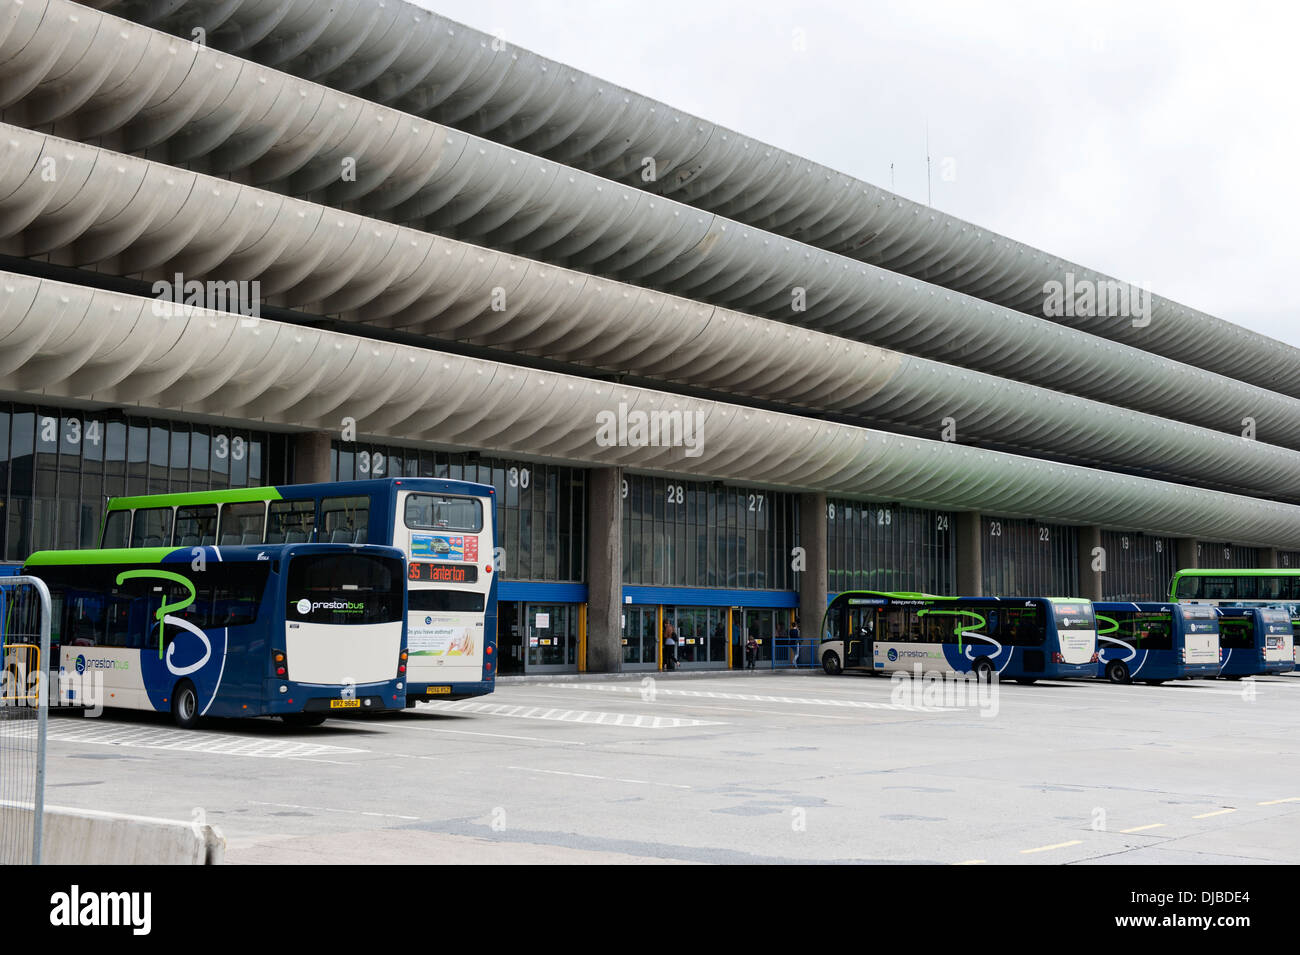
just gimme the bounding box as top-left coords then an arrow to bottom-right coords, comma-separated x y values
249,800 -> 419,821
537,683 -> 956,711
507,766 -> 692,790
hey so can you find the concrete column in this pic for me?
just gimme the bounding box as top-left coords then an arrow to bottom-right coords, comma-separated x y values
1261,548 -> 1279,569
1175,538 -> 1198,571
956,511 -> 983,596
1077,525 -> 1103,600
293,431 -> 332,483
585,467 -> 623,673
798,492 -> 827,637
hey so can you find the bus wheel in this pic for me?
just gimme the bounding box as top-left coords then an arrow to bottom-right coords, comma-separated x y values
821,650 -> 842,675
1105,661 -> 1131,685
972,659 -> 996,683
171,681 -> 201,730
283,713 -> 328,727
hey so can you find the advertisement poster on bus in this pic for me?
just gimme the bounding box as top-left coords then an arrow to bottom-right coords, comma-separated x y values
408,613 -> 482,658
410,534 -> 479,562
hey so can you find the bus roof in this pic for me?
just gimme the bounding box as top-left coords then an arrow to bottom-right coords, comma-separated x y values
104,477 -> 495,511
22,542 -> 406,568
1172,567 -> 1300,577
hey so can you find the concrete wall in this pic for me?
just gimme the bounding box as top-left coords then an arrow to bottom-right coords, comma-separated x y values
956,512 -> 983,596
585,467 -> 623,673
1077,525 -> 1103,600
798,493 -> 827,635
294,431 -> 333,483
0,801 -> 224,864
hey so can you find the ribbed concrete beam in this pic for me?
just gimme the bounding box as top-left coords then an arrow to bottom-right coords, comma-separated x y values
3,125 -> 1300,504
4,271 -> 1300,548
77,0 -> 1300,397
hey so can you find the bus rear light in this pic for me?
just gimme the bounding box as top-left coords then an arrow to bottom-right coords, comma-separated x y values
485,565 -> 492,573
1051,652 -> 1065,663
1089,652 -> 1099,663
399,664 -> 406,673
486,645 -> 494,655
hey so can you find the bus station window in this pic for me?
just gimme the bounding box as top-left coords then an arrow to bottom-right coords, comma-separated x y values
175,504 -> 218,546
220,501 -> 266,544
321,495 -> 370,544
267,499 -> 316,544
130,507 -> 173,548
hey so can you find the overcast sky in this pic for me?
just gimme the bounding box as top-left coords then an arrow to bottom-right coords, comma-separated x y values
413,0 -> 1299,346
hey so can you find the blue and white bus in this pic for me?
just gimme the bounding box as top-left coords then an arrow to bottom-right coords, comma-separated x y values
1093,602 -> 1219,684
97,478 -> 498,702
1212,606 -> 1295,678
1172,568 -> 1300,667
819,591 -> 1097,683
18,543 -> 408,727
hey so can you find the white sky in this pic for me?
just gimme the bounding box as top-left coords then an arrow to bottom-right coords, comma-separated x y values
413,0 -> 1300,346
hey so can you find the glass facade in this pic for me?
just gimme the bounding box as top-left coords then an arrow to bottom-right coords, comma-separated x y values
0,402 -> 288,561
333,442 -> 585,583
621,475 -> 797,590
1196,542 -> 1259,570
827,500 -> 956,595
1279,551 -> 1300,571
1100,531 -> 1177,601
981,516 -> 1078,597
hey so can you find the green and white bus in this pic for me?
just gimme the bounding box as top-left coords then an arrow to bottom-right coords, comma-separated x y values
1171,568 -> 1300,666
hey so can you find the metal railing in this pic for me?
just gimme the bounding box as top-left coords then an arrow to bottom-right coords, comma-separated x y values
0,576 -> 52,864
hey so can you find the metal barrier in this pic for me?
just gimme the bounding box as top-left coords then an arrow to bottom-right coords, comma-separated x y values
769,637 -> 822,669
0,576 -> 51,864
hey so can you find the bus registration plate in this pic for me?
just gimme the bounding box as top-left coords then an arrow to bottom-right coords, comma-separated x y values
427,686 -> 452,695
329,699 -> 361,709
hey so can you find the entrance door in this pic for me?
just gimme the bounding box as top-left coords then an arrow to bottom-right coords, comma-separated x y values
525,604 -> 576,672
498,602 -> 524,675
740,609 -> 774,667
622,606 -> 659,670
844,604 -> 876,669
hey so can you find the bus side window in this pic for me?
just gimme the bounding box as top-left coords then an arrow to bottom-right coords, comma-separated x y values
267,500 -> 316,544
320,495 -> 370,544
130,507 -> 173,548
101,510 -> 130,549
220,501 -> 267,545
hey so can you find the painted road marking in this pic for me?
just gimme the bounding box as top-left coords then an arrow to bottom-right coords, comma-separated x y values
419,699 -> 726,728
1021,840 -> 1082,854
0,721 -> 367,760
1192,808 -> 1236,819
1120,823 -> 1166,833
1258,797 -> 1300,805
508,766 -> 692,790
953,859 -> 986,865
250,800 -> 419,821
540,683 -> 955,711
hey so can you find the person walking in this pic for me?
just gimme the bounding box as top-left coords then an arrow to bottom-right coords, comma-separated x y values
663,621 -> 677,671
745,632 -> 759,671
789,619 -> 801,667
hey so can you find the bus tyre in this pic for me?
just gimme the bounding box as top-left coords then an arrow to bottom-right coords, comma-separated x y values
822,650 -> 842,675
283,713 -> 328,727
171,681 -> 200,730
972,658 -> 996,683
1106,661 -> 1131,685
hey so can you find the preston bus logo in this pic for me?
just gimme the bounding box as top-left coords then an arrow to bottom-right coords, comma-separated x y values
887,648 -> 898,662
297,599 -> 312,614
425,616 -> 433,625
75,655 -> 86,675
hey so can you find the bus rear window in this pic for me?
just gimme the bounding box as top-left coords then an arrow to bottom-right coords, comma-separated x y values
286,553 -> 403,625
130,507 -> 172,548
1052,602 -> 1094,633
408,590 -> 485,613
405,494 -> 482,533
